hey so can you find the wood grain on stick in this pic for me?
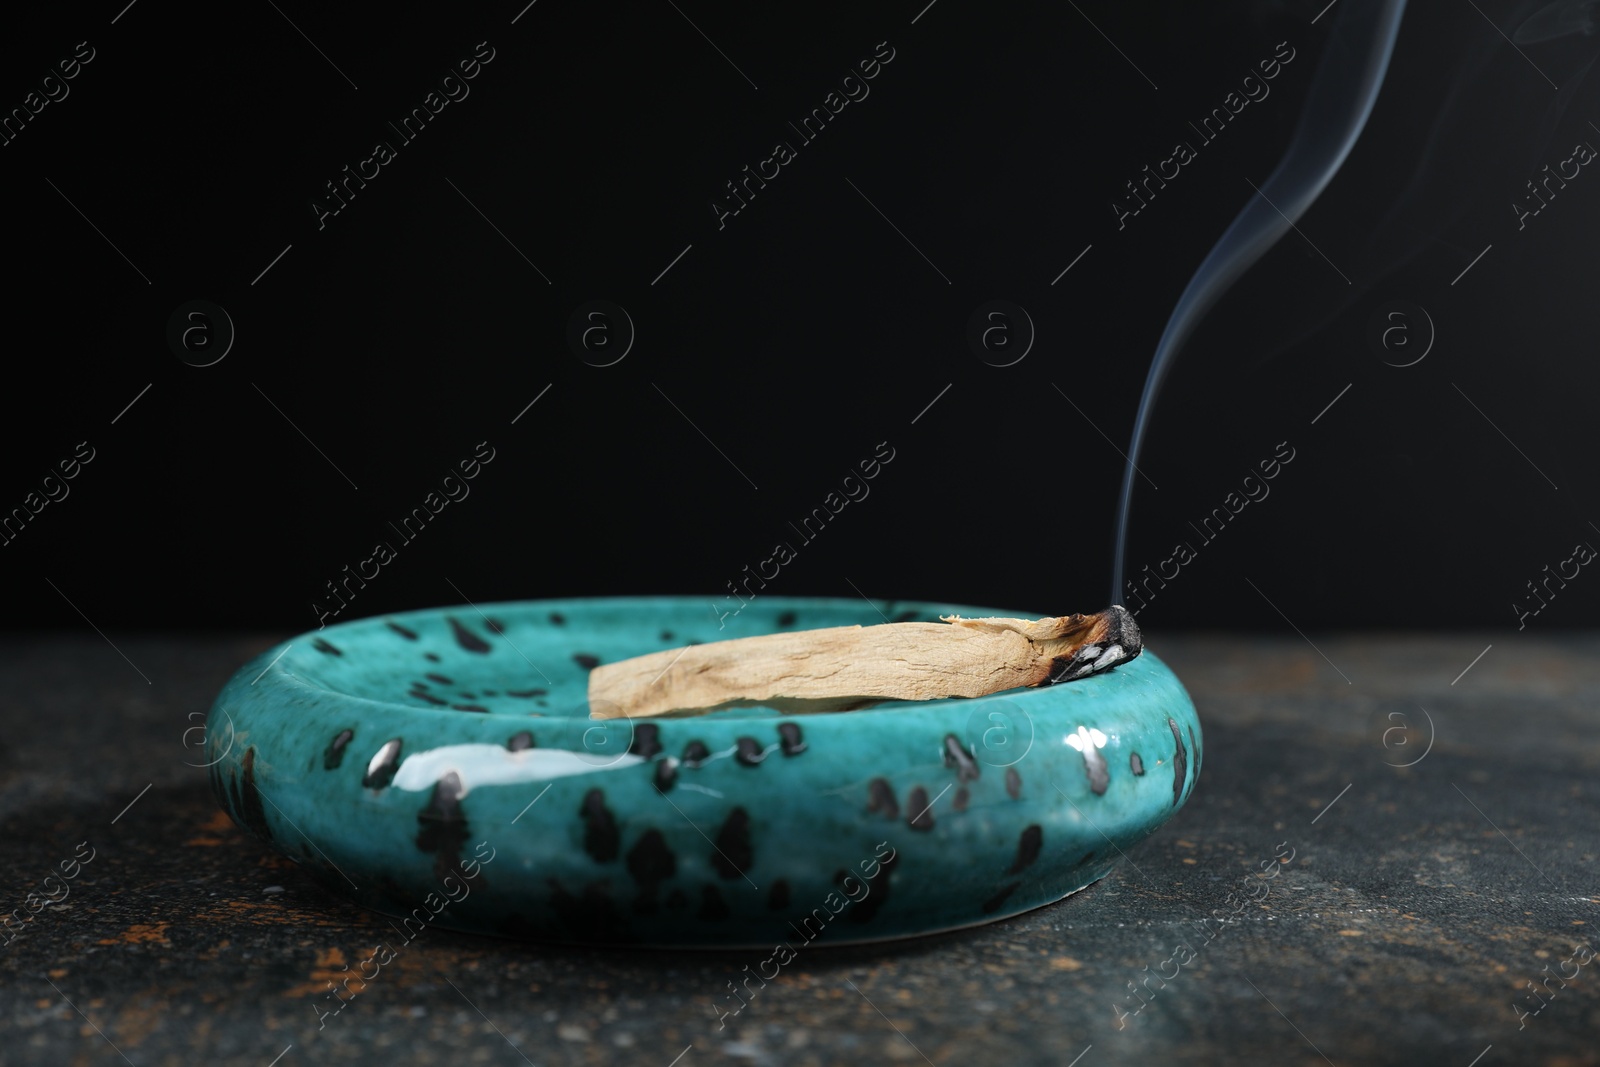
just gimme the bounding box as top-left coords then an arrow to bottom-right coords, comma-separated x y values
587,606 -> 1141,719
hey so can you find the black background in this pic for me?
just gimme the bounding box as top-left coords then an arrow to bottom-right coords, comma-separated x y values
3,0 -> 1598,635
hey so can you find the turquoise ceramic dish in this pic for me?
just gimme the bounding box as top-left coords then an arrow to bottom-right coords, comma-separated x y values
205,597 -> 1200,947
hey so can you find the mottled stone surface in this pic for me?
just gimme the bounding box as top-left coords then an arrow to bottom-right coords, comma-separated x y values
0,632 -> 1596,1066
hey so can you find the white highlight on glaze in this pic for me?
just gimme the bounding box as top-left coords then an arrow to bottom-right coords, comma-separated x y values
391,743 -> 644,795
1066,726 -> 1108,752
367,738 -> 402,779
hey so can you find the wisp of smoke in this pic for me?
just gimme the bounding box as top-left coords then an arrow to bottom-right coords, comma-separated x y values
1110,0 -> 1409,602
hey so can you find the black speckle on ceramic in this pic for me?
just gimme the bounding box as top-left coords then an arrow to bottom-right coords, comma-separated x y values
777,722 -> 806,756
982,882 -> 1021,913
712,808 -> 753,879
580,789 -> 620,863
1169,718 -> 1189,806
1008,825 -> 1043,874
323,729 -> 354,770
1070,726 -> 1110,796
653,758 -> 678,794
449,617 -> 491,654
867,778 -> 899,818
626,830 -> 675,914
415,770 -> 471,882
943,733 -> 981,782
850,851 -> 898,923
630,723 -> 662,759
362,738 -> 402,790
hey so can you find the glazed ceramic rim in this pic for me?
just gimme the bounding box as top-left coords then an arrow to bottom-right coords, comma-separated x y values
262,595 -> 1097,723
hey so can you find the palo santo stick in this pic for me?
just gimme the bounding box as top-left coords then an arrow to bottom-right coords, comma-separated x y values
587,606 -> 1141,720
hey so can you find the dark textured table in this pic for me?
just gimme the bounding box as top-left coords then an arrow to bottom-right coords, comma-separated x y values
2,633 -> 1596,1066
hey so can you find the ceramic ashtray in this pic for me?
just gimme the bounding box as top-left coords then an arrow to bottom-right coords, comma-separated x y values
205,596 -> 1199,947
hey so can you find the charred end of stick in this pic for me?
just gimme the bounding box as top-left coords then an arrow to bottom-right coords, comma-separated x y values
1041,605 -> 1142,685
